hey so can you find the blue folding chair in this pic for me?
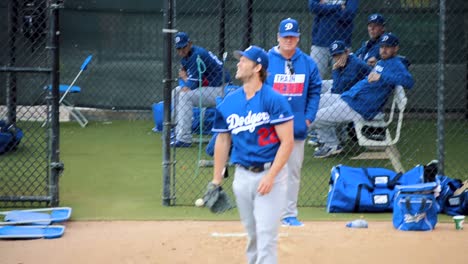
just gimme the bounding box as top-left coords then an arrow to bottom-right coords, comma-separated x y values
45,55 -> 92,127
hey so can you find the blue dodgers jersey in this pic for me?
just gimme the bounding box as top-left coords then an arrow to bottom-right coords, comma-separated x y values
213,85 -> 294,167
180,45 -> 231,90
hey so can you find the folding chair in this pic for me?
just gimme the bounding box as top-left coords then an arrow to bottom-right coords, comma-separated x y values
351,85 -> 408,172
44,55 -> 92,128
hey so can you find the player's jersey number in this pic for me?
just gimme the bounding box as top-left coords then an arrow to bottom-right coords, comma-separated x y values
258,127 -> 279,146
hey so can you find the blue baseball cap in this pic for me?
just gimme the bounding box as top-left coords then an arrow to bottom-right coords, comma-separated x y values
329,40 -> 347,56
379,33 -> 399,47
174,32 -> 190,49
368,13 -> 385,25
278,18 -> 300,37
234,45 -> 269,70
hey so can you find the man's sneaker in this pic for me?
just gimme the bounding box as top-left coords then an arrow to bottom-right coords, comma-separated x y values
307,137 -> 319,146
282,217 -> 304,227
307,131 -> 319,146
313,145 -> 343,158
170,140 -> 192,148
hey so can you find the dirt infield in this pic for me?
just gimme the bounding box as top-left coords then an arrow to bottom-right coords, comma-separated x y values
1,220 -> 466,264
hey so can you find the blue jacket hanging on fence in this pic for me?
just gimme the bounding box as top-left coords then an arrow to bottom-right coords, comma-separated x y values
179,45 -> 231,90
341,56 -> 414,120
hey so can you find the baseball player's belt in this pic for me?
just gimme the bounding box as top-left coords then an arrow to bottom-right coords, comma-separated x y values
237,162 -> 272,173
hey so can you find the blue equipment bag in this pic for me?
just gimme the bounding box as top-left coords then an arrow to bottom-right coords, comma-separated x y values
151,102 -> 215,135
326,165 -> 426,213
393,182 -> 439,231
0,120 -> 23,155
436,175 -> 468,216
192,107 -> 216,135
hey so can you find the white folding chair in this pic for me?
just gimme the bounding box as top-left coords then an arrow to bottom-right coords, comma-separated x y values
351,85 -> 408,172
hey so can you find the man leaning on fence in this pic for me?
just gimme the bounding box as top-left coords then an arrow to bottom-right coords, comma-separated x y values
171,32 -> 231,148
310,33 -> 414,158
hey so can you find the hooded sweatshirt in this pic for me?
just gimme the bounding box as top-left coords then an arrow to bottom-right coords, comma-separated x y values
266,47 -> 322,140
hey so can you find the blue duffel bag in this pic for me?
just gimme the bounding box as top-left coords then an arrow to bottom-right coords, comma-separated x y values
0,120 -> 23,155
326,165 -> 426,213
393,182 -> 439,231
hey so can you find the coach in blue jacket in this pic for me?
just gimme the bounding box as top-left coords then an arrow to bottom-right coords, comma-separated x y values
354,13 -> 386,67
311,33 -> 414,158
308,0 -> 359,78
266,18 -> 322,226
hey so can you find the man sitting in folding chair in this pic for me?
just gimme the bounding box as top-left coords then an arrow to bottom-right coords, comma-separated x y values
171,32 -> 231,147
310,33 -> 414,158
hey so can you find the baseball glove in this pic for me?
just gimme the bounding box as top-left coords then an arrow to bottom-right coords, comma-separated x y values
203,182 -> 234,213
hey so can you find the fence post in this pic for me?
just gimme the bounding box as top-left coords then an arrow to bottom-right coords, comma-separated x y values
242,0 -> 253,49
48,0 -> 63,207
437,0 -> 446,175
162,0 -> 176,206
6,0 -> 19,125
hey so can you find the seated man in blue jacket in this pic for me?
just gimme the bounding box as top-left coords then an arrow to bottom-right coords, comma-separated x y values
329,40 -> 372,94
171,32 -> 231,147
311,33 -> 414,158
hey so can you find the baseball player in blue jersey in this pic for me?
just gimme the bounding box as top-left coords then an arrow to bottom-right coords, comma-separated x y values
312,33 -> 414,158
354,13 -> 386,67
266,18 -> 321,227
210,45 -> 294,264
308,0 -> 359,78
171,32 -> 231,147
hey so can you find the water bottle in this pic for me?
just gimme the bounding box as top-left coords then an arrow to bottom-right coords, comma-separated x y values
346,219 -> 368,228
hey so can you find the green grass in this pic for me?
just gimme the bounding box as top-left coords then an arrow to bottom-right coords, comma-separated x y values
55,120 -> 466,223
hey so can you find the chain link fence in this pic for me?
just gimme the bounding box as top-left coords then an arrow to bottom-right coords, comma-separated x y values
0,0 -> 61,206
1,0 -> 466,208
166,0 -> 467,206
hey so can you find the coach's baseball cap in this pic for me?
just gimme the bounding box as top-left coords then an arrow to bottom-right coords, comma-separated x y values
329,40 -> 346,56
234,45 -> 269,69
379,33 -> 399,47
368,13 -> 385,25
174,32 -> 190,49
278,18 -> 300,38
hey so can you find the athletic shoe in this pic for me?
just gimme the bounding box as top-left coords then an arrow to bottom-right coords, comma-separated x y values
170,140 -> 192,148
307,131 -> 319,146
313,145 -> 343,158
307,137 -> 319,146
282,217 -> 304,227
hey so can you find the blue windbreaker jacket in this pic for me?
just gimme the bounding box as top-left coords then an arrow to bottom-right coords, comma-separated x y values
354,38 -> 381,63
331,54 -> 372,94
266,47 -> 322,140
341,56 -> 414,120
